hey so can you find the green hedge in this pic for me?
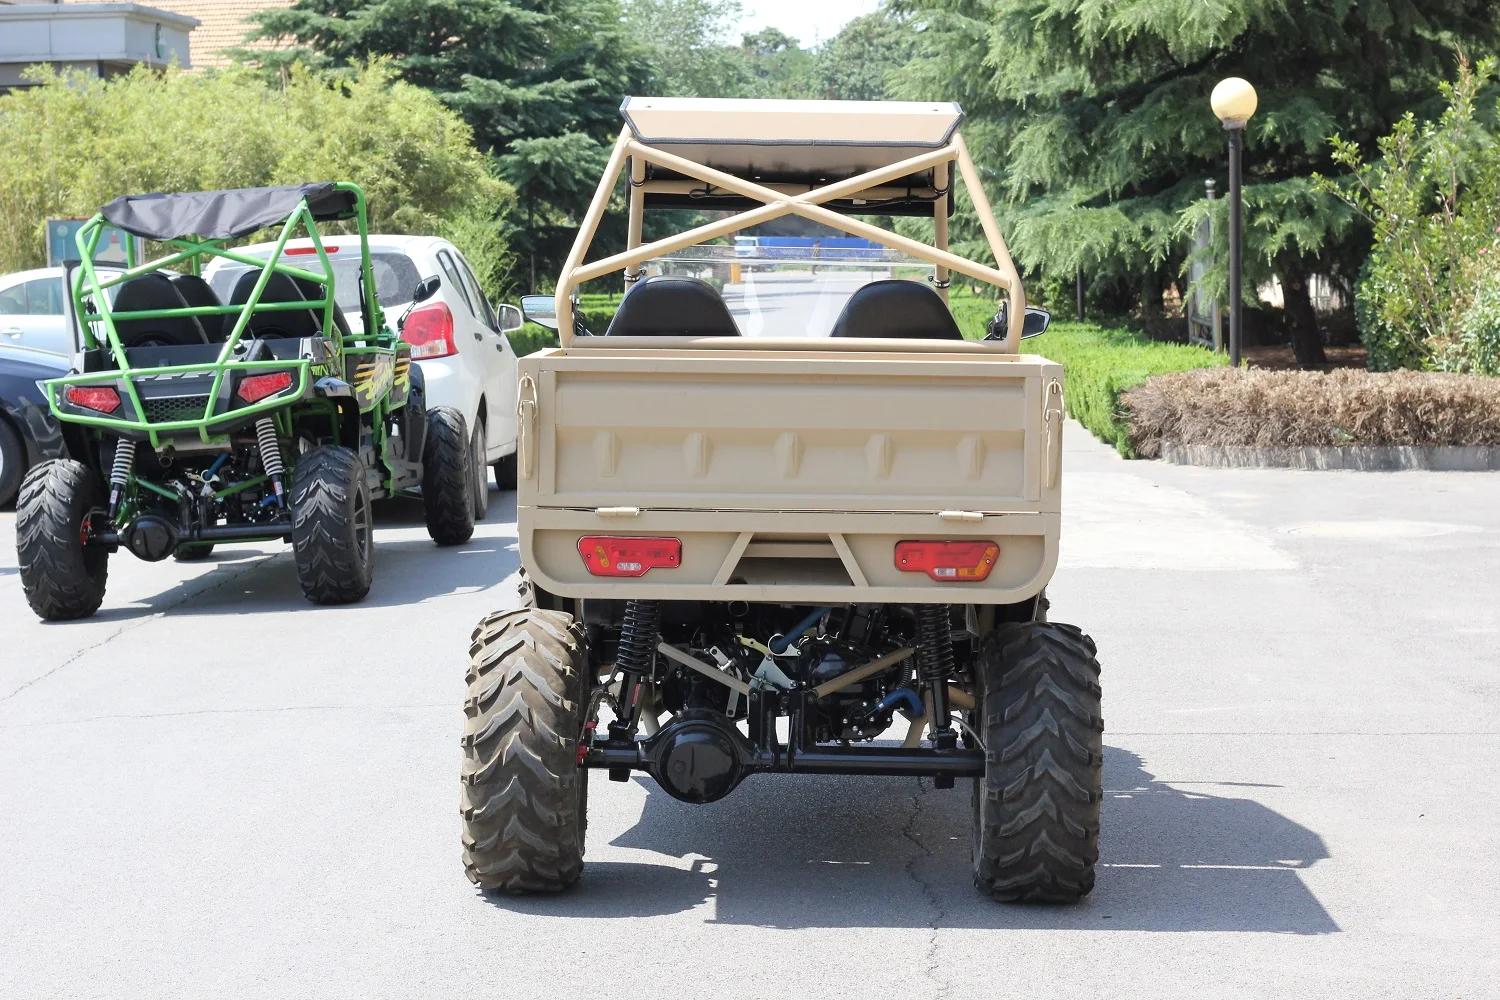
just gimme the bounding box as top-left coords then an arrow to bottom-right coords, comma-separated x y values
503,286 -> 1224,458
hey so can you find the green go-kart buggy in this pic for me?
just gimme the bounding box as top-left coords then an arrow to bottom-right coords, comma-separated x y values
16,182 -> 476,620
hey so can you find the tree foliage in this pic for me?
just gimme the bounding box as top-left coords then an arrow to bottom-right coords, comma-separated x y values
1317,58 -> 1500,373
248,0 -> 650,280
892,0 -> 1499,363
0,62 -> 511,279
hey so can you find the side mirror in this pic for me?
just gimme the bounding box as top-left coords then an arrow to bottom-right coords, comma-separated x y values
985,302 -> 1053,341
496,303 -> 524,334
412,275 -> 441,304
520,295 -> 558,330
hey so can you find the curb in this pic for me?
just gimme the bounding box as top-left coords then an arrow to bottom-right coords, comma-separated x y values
1159,442 -> 1500,471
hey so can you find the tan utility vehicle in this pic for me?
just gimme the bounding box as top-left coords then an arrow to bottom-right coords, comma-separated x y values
462,98 -> 1103,903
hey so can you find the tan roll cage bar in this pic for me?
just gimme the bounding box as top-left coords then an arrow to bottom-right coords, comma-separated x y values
552,124 -> 1027,352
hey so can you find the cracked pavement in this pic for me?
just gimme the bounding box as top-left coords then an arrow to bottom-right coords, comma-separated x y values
4,424 -> 1500,999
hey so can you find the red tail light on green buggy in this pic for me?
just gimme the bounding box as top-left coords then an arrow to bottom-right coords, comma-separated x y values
65,386 -> 121,413
894,540 -> 999,581
578,536 -> 682,577
237,372 -> 294,403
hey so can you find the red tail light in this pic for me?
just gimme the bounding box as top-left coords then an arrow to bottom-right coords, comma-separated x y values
578,536 -> 682,577
238,372 -> 294,403
65,385 -> 121,413
403,301 -> 457,359
894,540 -> 999,582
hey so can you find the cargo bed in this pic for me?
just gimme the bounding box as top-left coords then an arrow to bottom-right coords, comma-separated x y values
517,343 -> 1064,604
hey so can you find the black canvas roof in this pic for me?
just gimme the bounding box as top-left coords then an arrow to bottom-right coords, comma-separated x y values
99,183 -> 358,241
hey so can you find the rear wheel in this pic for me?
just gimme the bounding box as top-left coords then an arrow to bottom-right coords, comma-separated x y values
16,459 -> 108,620
290,445 -> 373,605
173,543 -> 215,562
493,453 -> 517,492
462,608 -> 589,893
470,420 -> 489,520
972,621 -> 1102,903
0,418 -> 24,507
423,406 -> 474,545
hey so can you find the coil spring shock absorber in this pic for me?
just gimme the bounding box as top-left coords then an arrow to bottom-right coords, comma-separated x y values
915,604 -> 958,751
107,439 -> 137,517
608,599 -> 662,756
255,417 -> 286,507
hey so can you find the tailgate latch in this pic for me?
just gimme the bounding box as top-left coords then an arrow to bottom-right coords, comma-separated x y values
1043,378 -> 1064,489
517,374 -> 538,480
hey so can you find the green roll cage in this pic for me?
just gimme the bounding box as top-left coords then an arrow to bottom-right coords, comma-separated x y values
44,181 -> 394,448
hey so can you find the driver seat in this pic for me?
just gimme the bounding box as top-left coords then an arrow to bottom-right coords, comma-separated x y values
829,279 -> 963,340
604,276 -> 740,337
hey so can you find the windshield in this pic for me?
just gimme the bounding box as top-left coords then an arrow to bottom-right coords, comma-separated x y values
207,251 -> 421,312
644,242 -> 937,337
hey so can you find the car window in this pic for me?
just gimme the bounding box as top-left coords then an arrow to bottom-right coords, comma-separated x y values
0,282 -> 24,314
24,277 -> 64,315
454,254 -> 497,329
435,250 -> 474,316
207,252 -> 422,312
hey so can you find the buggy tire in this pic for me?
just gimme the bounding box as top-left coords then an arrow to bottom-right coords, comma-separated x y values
290,445 -> 373,605
973,621 -> 1102,903
493,452 -> 517,491
470,421 -> 489,520
462,608 -> 589,893
16,459 -> 108,620
173,543 -> 215,562
0,417 -> 23,508
423,406 -> 474,546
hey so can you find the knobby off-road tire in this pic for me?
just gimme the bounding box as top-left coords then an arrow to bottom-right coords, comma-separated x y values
290,445 -> 373,605
470,421 -> 489,520
462,609 -> 589,893
423,406 -> 474,546
0,417 -> 24,507
16,459 -> 108,620
973,621 -> 1103,903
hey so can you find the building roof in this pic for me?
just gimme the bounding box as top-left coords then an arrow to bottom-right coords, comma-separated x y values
145,0 -> 294,68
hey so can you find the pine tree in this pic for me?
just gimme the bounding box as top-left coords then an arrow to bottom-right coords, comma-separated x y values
248,0 -> 651,286
893,0 -> 1499,366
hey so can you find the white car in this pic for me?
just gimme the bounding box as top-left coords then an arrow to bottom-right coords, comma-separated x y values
205,236 -> 523,518
1,267 -> 81,356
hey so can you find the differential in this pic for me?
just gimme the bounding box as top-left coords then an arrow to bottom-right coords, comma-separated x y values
120,514 -> 180,562
644,711 -> 753,804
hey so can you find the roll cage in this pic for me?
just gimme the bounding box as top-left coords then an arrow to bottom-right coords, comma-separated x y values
553,97 -> 1028,351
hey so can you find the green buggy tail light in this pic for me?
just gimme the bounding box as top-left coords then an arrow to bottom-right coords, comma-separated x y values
66,385 -> 121,413
238,372 -> 293,403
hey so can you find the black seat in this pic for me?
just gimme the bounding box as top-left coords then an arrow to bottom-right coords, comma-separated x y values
167,274 -> 229,344
604,275 -> 739,337
227,271 -> 323,341
829,279 -> 963,340
289,276 -> 353,340
112,273 -> 210,348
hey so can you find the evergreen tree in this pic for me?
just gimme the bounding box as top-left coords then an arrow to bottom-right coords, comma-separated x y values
248,0 -> 651,287
894,0 -> 1499,365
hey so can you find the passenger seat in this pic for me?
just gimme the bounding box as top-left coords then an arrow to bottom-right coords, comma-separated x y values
829,279 -> 963,340
604,275 -> 740,337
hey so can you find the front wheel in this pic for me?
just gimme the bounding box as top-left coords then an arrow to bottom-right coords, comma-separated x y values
422,406 -> 474,546
470,421 -> 489,520
16,459 -> 109,620
972,621 -> 1102,903
462,608 -> 589,893
290,445 -> 373,605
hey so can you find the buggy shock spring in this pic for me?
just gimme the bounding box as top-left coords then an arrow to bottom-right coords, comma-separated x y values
255,417 -> 286,507
107,439 -> 136,516
610,599 -> 662,741
915,604 -> 957,745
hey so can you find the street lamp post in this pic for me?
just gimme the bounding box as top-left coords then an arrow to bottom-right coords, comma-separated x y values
1211,77 -> 1258,369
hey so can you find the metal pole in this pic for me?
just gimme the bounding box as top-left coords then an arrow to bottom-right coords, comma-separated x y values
1227,127 -> 1244,369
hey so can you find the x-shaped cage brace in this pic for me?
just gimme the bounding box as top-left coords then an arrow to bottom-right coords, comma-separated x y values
554,126 -> 1026,351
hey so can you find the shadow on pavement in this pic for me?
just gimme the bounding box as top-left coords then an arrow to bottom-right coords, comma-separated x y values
491,746 -> 1337,934
63,491 -> 519,621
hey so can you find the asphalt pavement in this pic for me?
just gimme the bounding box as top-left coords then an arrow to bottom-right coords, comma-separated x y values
3,423 -> 1498,999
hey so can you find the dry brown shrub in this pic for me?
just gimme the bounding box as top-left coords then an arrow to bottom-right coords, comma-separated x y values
1121,368 -> 1500,457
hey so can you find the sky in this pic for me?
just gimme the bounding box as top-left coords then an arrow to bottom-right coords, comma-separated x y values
734,0 -> 883,48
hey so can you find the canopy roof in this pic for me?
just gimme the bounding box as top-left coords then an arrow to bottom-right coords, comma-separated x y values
621,97 -> 964,212
99,183 -> 357,241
